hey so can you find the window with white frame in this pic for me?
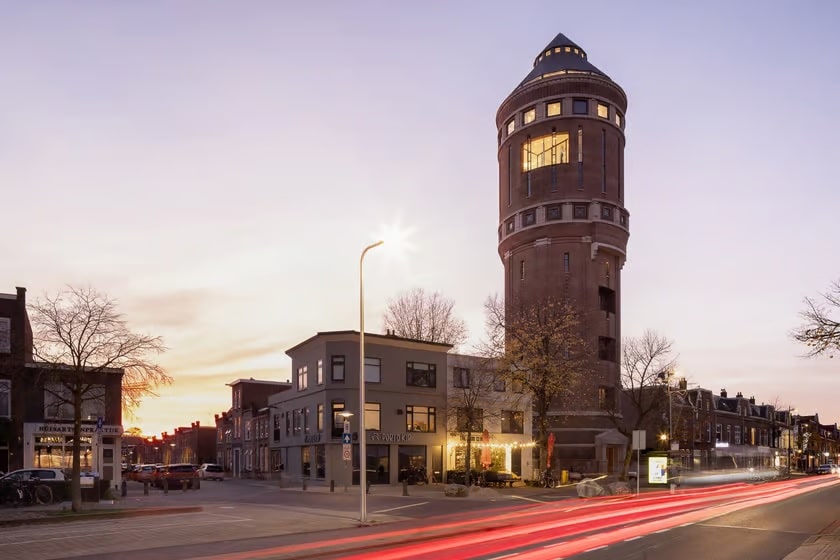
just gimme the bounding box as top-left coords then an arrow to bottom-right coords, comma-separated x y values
317,359 -> 324,385
297,365 -> 308,390
0,379 -> 9,418
317,403 -> 324,432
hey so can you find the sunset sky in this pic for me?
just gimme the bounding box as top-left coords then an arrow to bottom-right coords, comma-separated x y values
2,1 -> 838,437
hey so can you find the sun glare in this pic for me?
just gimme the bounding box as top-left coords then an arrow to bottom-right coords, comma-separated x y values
371,220 -> 416,263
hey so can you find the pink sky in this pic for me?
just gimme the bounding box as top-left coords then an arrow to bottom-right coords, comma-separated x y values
1,2 -> 837,436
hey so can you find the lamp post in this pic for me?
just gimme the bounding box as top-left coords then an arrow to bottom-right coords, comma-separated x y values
359,240 -> 383,524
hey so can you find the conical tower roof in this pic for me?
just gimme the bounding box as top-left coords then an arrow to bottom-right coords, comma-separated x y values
516,32 -> 609,89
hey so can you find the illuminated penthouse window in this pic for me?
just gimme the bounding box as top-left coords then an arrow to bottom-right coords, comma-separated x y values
524,107 -> 536,124
506,119 -> 515,135
615,113 -> 623,127
546,101 -> 561,117
597,103 -> 609,118
522,132 -> 570,171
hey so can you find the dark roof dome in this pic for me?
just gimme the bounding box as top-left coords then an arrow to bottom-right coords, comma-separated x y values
516,32 -> 609,89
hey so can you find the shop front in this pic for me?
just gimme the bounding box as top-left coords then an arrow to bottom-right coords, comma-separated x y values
23,422 -> 123,488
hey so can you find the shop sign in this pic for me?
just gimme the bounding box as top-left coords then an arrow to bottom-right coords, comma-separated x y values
35,423 -> 123,436
369,432 -> 412,443
304,434 -> 321,443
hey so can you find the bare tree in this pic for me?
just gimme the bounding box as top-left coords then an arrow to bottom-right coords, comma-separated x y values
447,356 -> 516,486
610,330 -> 677,479
483,294 -> 591,471
29,286 -> 171,512
382,287 -> 468,349
793,279 -> 840,358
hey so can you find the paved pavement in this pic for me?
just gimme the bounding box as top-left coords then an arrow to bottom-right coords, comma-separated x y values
1,477 -> 837,559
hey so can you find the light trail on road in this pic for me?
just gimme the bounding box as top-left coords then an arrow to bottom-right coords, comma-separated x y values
190,476 -> 840,560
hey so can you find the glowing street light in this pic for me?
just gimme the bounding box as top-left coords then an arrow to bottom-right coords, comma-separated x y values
359,240 -> 383,524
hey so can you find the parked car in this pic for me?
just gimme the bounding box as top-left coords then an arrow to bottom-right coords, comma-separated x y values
133,464 -> 157,483
156,464 -> 198,489
0,468 -> 67,482
815,464 -> 836,475
199,464 -> 225,481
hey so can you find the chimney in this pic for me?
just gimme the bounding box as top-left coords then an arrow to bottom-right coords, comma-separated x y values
749,396 -> 755,404
720,388 -> 727,398
736,391 -> 743,398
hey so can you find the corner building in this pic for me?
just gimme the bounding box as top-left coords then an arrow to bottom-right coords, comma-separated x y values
497,33 -> 629,473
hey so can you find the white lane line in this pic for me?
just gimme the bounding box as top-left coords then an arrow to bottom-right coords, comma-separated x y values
374,501 -> 430,513
512,496 -> 546,503
584,545 -> 608,552
653,528 -> 671,534
543,541 -> 567,549
487,554 -> 518,560
624,536 -> 643,542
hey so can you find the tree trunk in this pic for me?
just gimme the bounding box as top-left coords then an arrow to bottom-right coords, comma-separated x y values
465,430 -> 472,487
71,383 -> 82,512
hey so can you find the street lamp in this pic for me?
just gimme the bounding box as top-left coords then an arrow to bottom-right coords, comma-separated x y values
359,240 -> 383,524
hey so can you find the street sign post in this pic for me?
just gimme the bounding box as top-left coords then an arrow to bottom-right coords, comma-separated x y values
342,421 -> 352,463
632,430 -> 645,495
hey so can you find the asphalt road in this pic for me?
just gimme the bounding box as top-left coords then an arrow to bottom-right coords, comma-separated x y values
577,482 -> 840,560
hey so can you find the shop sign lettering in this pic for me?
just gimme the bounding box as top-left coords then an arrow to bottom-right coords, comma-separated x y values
369,432 -> 411,443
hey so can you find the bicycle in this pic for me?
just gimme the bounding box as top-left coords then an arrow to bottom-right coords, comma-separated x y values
1,481 -> 53,506
539,469 -> 558,488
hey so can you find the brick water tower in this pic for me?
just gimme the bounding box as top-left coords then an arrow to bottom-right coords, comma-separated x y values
496,33 -> 629,474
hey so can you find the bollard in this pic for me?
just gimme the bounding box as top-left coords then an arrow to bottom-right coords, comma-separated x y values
330,480 -> 335,493
402,479 -> 409,497
163,478 -> 169,494
143,481 -> 149,496
302,478 -> 307,491
182,479 -> 188,492
121,480 -> 127,497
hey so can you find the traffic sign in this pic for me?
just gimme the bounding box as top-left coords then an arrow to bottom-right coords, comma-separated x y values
343,420 -> 350,434
342,445 -> 351,462
342,433 -> 352,445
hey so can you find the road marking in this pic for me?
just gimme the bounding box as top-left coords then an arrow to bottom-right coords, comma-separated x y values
487,554 -> 518,560
511,495 -> 546,503
543,541 -> 567,548
374,501 -> 429,513
585,545 -> 608,552
624,536 -> 642,541
653,528 -> 671,534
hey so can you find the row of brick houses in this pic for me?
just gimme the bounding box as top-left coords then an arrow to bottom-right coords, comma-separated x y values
631,384 -> 840,474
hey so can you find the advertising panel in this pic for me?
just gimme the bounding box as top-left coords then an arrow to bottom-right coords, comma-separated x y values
648,456 -> 668,484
